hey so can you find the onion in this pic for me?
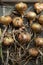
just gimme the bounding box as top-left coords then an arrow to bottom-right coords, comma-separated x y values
34,3 -> 43,13
18,32 -> 31,44
25,11 -> 36,20
39,15 -> 43,25
35,37 -> 43,46
3,33 -> 14,46
31,23 -> 42,32
3,37 -> 14,46
29,48 -> 39,57
13,17 -> 23,27
15,2 -> 27,15
0,16 -> 12,25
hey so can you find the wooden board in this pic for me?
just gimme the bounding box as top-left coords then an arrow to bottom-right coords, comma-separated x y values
0,0 -> 43,2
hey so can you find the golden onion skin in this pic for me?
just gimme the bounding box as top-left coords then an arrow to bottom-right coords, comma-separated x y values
0,16 -> 12,25
13,17 -> 23,27
25,11 -> 36,20
15,2 -> 27,14
31,23 -> 42,32
39,15 -> 43,25
18,33 -> 31,44
29,48 -> 39,57
34,3 -> 43,13
35,37 -> 43,46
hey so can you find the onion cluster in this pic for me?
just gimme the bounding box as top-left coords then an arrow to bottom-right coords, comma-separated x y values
0,2 -> 43,65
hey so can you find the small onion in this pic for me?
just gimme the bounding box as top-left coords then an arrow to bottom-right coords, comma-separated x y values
3,36 -> 14,46
39,15 -> 43,25
18,33 -> 31,44
35,37 -> 43,46
29,48 -> 39,57
31,23 -> 42,32
25,11 -> 36,20
13,17 -> 23,27
0,16 -> 12,25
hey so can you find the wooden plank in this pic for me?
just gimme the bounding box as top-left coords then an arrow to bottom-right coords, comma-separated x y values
0,0 -> 43,2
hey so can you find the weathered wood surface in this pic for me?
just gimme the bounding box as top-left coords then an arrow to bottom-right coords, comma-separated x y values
0,0 -> 43,2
